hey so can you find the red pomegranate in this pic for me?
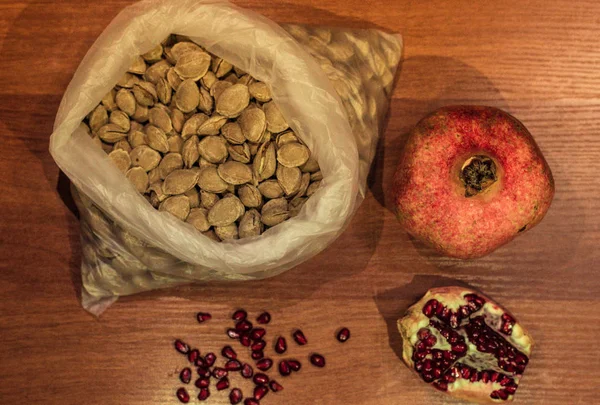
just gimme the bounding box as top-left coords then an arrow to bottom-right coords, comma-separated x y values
398,287 -> 534,404
391,106 -> 554,259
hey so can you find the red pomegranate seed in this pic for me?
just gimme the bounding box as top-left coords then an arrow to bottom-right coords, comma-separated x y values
253,373 -> 270,385
422,299 -> 439,317
251,350 -> 264,360
228,328 -> 241,339
195,356 -> 206,367
256,312 -> 271,324
216,377 -> 230,391
222,345 -> 237,360
204,352 -> 216,367
337,327 -> 351,342
505,384 -> 518,394
251,340 -> 266,352
292,330 -> 307,345
195,378 -> 210,388
275,336 -> 287,354
254,385 -> 269,400
423,334 -> 437,347
179,367 -> 192,384
310,354 -> 325,368
240,332 -> 252,347
197,367 -> 211,378
197,388 -> 210,401
256,358 -> 273,371
278,360 -> 291,376
433,381 -> 448,391
197,312 -> 212,323
269,380 -> 284,392
175,339 -> 190,354
417,328 -> 431,340
244,399 -> 259,405
176,387 -> 190,403
213,367 -> 228,379
287,359 -> 302,372
229,388 -> 243,404
236,320 -> 253,332
188,349 -> 200,364
250,328 -> 266,341
241,363 -> 254,379
225,360 -> 243,371
232,309 -> 248,321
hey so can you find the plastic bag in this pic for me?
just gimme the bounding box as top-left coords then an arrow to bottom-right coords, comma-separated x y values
50,0 -> 402,315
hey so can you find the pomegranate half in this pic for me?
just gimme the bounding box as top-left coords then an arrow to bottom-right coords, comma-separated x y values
398,287 -> 534,404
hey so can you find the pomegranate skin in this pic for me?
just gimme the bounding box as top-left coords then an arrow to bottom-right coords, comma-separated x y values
391,105 -> 554,259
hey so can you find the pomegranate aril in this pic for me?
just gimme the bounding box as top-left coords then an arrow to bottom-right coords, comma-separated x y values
179,367 -> 192,384
222,345 -> 238,360
216,377 -> 230,391
505,384 -> 518,394
250,328 -> 266,341
256,312 -> 271,324
423,359 -> 433,371
175,339 -> 190,354
256,358 -> 273,371
229,388 -> 243,405
195,378 -> 210,389
204,352 -> 216,367
228,328 -> 241,339
253,373 -> 269,385
251,350 -> 265,360
240,333 -> 252,347
198,367 -> 211,378
423,334 -> 437,347
241,363 -> 254,378
254,385 -> 269,400
514,353 -> 528,365
422,299 -> 439,317
292,329 -> 307,345
213,367 -> 228,379
176,387 -> 190,403
433,368 -> 442,379
310,354 -> 325,368
269,380 -> 284,392
499,376 -> 512,386
197,388 -> 210,401
501,313 -> 516,335
287,359 -> 302,372
236,320 -> 253,332
251,340 -> 266,352
232,309 -> 248,321
225,360 -> 243,371
279,360 -> 291,376
188,349 -> 200,364
337,327 -> 351,342
480,371 -> 490,383
244,399 -> 260,405
274,336 -> 287,354
195,356 -> 206,367
433,381 -> 448,391
197,312 -> 212,323
422,372 -> 435,383
414,361 -> 424,372
417,328 -> 430,340
452,342 -> 467,354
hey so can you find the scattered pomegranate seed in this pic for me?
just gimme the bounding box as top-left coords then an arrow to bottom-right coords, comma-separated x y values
216,377 -> 230,391
213,367 -> 228,379
232,309 -> 248,321
236,320 -> 253,332
337,327 -> 351,342
197,387 -> 210,401
197,367 -> 211,378
292,330 -> 307,345
188,349 -> 200,364
229,388 -> 243,404
253,373 -> 269,385
287,359 -> 302,372
195,378 -> 210,388
251,350 -> 264,360
256,358 -> 273,371
227,329 -> 241,339
244,399 -> 259,405
275,337 -> 287,354
269,380 -> 284,392
179,367 -> 192,384
278,360 -> 291,376
241,363 -> 254,379
225,360 -> 243,371
195,356 -> 206,367
251,340 -> 266,352
204,352 -> 216,367
250,328 -> 266,341
254,385 -> 269,400
256,312 -> 271,324
174,339 -> 189,354
310,354 -> 326,368
197,312 -> 212,323
176,387 -> 190,403
240,332 -> 252,347
222,345 -> 237,360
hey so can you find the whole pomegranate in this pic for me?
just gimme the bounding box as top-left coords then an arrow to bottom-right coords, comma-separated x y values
391,106 -> 554,259
398,287 -> 534,404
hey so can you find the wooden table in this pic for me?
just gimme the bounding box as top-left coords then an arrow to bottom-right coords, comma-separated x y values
1,0 -> 599,404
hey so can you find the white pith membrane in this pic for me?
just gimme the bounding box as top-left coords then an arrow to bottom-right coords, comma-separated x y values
398,288 -> 534,404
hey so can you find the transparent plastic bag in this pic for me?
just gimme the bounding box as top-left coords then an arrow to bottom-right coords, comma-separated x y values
49,0 -> 402,315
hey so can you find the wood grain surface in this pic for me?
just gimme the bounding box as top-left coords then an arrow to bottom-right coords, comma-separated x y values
1,0 -> 599,404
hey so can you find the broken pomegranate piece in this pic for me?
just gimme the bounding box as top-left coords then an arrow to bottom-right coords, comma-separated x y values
398,287 -> 533,404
